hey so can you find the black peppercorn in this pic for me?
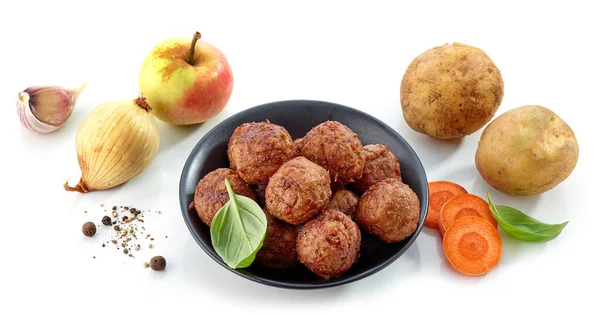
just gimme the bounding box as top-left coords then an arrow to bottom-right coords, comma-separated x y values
149,256 -> 166,271
82,222 -> 96,237
101,216 -> 112,226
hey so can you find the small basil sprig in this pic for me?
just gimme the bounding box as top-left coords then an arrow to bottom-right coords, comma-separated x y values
487,192 -> 568,242
210,179 -> 267,269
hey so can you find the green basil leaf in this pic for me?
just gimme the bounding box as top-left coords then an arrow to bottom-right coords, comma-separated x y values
210,179 -> 267,269
487,192 -> 568,242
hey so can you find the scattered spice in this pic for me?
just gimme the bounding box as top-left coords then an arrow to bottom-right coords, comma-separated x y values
149,256 -> 166,271
143,262 -> 150,268
82,222 -> 96,237
81,204 -> 164,260
102,216 -> 112,226
100,203 -> 104,207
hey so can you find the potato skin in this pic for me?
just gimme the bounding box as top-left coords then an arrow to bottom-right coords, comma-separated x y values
475,105 -> 579,195
400,43 -> 504,140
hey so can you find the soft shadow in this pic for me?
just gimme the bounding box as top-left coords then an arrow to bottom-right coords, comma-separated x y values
428,163 -> 480,189
496,230 -> 547,266
397,119 -> 463,170
182,237 -> 349,306
472,175 -> 542,213
156,107 -> 233,152
350,242 -> 422,296
156,122 -> 202,152
422,228 -> 444,260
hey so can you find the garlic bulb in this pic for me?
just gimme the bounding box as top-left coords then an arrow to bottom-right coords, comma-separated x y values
64,97 -> 160,193
16,83 -> 86,133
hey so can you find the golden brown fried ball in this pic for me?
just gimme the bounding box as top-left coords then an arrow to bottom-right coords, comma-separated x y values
227,121 -> 295,185
354,144 -> 402,194
297,210 -> 361,279
356,178 -> 420,243
299,121 -> 365,185
193,168 -> 257,226
255,210 -> 299,269
326,188 -> 359,218
265,156 -> 332,225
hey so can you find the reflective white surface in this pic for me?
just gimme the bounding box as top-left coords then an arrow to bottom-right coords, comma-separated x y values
1,0 -> 597,314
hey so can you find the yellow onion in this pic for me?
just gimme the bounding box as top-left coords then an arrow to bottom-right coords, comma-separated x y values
64,97 -> 160,193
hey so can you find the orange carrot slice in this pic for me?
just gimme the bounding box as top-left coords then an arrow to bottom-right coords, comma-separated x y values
438,194 -> 498,236
443,216 -> 502,276
425,181 -> 468,229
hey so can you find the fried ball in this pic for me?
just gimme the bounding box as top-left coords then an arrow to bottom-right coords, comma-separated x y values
193,168 -> 257,226
227,121 -> 295,185
354,144 -> 402,194
356,178 -> 420,243
255,210 -> 299,269
266,156 -> 332,225
326,188 -> 359,218
297,210 -> 361,279
255,184 -> 267,208
291,138 -> 303,158
299,121 -> 365,185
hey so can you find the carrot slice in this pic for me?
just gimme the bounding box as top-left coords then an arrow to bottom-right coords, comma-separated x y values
443,216 -> 502,276
438,194 -> 498,236
425,181 -> 468,229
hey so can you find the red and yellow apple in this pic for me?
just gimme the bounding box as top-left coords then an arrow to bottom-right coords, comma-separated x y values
138,32 -> 233,125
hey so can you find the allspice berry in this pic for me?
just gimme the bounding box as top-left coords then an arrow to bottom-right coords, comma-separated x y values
101,216 -> 112,226
149,256 -> 166,271
82,222 -> 96,237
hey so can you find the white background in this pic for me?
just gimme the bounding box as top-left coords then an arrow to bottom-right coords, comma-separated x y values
1,0 -> 598,314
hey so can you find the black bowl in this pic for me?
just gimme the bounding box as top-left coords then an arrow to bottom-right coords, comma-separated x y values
179,100 -> 429,289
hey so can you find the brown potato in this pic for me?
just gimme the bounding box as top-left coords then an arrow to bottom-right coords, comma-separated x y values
400,43 -> 504,140
475,105 -> 579,195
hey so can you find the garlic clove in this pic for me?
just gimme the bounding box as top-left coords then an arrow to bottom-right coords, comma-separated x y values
16,82 -> 87,134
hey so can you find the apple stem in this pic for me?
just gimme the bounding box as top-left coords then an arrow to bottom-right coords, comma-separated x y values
188,31 -> 202,65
